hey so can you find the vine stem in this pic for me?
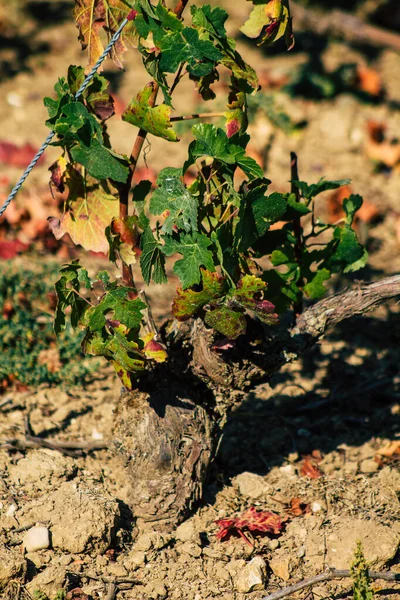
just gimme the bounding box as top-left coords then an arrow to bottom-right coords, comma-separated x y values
118,0 -> 190,289
261,568 -> 400,600
171,111 -> 226,122
290,151 -> 304,316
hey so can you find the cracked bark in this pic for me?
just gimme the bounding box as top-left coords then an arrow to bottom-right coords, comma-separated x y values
112,274 -> 400,530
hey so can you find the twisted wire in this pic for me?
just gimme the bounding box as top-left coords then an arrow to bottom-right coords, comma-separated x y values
0,16 -> 129,218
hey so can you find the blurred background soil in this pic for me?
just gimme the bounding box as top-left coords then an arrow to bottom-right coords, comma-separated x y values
0,1 -> 399,599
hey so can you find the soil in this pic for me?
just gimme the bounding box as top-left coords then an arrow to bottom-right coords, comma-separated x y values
0,2 -> 400,599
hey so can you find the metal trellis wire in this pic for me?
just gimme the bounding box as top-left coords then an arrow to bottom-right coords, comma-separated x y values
0,16 -> 130,219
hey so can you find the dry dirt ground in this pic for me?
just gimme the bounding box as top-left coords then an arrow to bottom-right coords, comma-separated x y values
0,2 -> 400,599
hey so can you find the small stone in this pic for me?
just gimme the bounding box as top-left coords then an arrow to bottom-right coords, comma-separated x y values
107,563 -> 128,578
135,533 -> 154,552
0,545 -> 26,589
25,552 -> 48,569
360,458 -> 379,474
233,472 -> 271,499
215,561 -> 231,582
267,539 -> 280,551
58,555 -> 73,567
269,556 -> 292,581
125,550 -> 146,569
143,579 -> 168,599
311,502 -> 322,513
26,565 -> 66,598
175,519 -> 201,544
297,546 -> 306,558
235,556 -> 267,593
180,541 -> 202,558
23,526 -> 50,552
227,559 -> 246,577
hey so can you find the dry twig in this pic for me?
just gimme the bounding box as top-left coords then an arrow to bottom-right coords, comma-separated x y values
262,568 -> 400,600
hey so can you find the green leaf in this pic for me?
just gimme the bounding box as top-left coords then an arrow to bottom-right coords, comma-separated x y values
172,270 -> 226,320
67,65 -> 115,120
86,288 -> 146,332
191,5 -> 228,36
343,194 -> 363,226
326,226 -> 367,274
150,170 -> 198,234
54,261 -> 89,334
205,306 -> 247,339
162,232 -> 215,289
70,142 -> 129,183
48,166 -> 120,254
303,268 -> 331,299
186,124 -> 263,178
159,27 -> 223,75
132,180 -> 153,203
140,225 -> 168,285
235,187 -> 287,251
44,78 -> 72,125
122,84 -> 178,142
291,178 -> 351,200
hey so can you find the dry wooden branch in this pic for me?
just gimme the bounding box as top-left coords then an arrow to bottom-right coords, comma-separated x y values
1,437 -> 108,456
290,1 -> 400,51
261,568 -> 400,600
293,274 -> 400,339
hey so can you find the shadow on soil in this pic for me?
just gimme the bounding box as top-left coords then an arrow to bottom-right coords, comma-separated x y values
212,272 -> 400,492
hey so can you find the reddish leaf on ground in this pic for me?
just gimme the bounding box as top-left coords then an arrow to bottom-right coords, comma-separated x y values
288,497 -> 311,517
215,506 -> 282,546
66,589 -> 90,600
327,185 -> 380,226
0,140 -> 44,168
376,440 -> 400,458
366,120 -> 400,168
355,65 -> 383,97
0,239 -> 29,259
300,457 -> 324,479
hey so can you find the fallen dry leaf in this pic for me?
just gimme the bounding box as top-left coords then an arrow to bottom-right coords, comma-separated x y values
0,239 -> 29,259
300,457 -> 323,479
288,497 -> 311,517
366,121 -> 400,168
327,185 -> 380,226
376,440 -> 400,458
215,506 -> 282,546
356,65 -> 383,97
0,140 -> 45,168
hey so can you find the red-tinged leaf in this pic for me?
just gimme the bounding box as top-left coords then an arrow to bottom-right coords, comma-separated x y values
0,239 -> 29,259
49,156 -> 68,193
215,506 -> 282,545
300,458 -> 323,479
0,140 -> 44,168
141,332 -> 168,363
109,216 -> 139,266
73,0 -> 139,69
172,270 -> 226,321
211,338 -> 236,352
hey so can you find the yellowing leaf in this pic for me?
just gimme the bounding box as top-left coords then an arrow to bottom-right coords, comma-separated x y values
49,166 -> 119,253
241,0 -> 293,49
122,83 -> 178,142
73,0 -> 138,69
141,332 -> 168,363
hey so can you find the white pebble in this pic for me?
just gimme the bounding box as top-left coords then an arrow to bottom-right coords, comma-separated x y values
23,526 -> 50,552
